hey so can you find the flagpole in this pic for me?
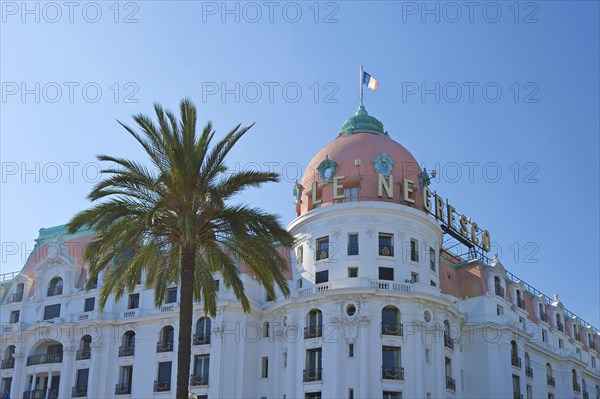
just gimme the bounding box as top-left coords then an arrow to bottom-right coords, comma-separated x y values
360,65 -> 364,107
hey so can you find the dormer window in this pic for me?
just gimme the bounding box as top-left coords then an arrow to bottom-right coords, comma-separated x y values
47,277 -> 63,297
494,276 -> 504,297
12,283 -> 24,302
538,303 -> 547,322
516,290 -> 525,309
556,314 -> 564,333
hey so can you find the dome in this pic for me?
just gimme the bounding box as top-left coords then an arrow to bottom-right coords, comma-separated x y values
296,107 -> 428,216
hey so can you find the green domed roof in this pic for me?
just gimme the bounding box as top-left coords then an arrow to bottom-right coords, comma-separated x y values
339,106 -> 386,136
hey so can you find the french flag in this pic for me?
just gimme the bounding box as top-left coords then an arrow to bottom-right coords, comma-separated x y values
362,71 -> 379,91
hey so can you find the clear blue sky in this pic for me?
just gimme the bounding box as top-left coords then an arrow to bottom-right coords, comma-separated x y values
1,1 -> 598,326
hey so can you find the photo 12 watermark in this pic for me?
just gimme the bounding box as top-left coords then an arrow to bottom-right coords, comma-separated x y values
1,1 -> 140,23
200,1 -> 339,24
201,81 -> 339,104
1,82 -> 140,104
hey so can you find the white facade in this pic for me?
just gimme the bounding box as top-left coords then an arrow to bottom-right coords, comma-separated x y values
1,110 -> 599,399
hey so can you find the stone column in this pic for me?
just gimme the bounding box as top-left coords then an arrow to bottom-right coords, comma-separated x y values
57,346 -> 75,399
88,342 -> 103,397
46,373 -> 53,399
358,316 -> 370,398
9,351 -> 25,399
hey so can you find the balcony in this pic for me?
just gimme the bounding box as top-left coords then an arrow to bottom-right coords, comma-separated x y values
192,334 -> 210,345
118,344 -> 135,357
190,373 -> 209,386
115,383 -> 132,395
381,323 -> 403,336
347,245 -> 359,256
495,284 -> 505,298
381,366 -> 404,381
1,358 -> 14,369
12,292 -> 23,302
525,367 -> 533,378
444,334 -> 454,350
76,349 -> 91,360
154,380 -> 171,392
27,352 -> 63,366
446,376 -> 456,392
303,368 -> 322,382
71,387 -> 88,398
378,245 -> 394,256
517,298 -> 525,309
511,356 -> 522,368
304,326 -> 323,339
573,382 -> 581,393
47,287 -> 63,296
316,249 -> 329,261
547,376 -> 555,387
156,341 -> 173,353
23,389 -> 57,399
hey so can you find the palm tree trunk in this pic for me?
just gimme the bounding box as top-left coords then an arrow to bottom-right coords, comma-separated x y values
176,246 -> 196,399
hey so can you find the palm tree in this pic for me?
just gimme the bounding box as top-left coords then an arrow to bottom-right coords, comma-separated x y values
68,98 -> 294,399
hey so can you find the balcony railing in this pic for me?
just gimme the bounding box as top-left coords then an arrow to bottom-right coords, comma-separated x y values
23,389 -> 57,399
12,292 -> 23,302
573,382 -> 581,393
381,366 -> 404,381
525,367 -> 533,378
190,373 -> 209,386
316,249 -> 329,261
446,376 -> 456,391
304,326 -> 323,339
444,334 -> 454,350
115,383 -> 132,395
118,344 -> 135,357
76,349 -> 91,360
347,245 -> 359,256
511,355 -> 522,368
1,358 -> 14,369
156,341 -> 173,352
154,380 -> 171,392
381,323 -> 403,336
71,387 -> 88,398
47,287 -> 63,296
547,376 -> 555,387
494,284 -> 505,297
27,352 -> 63,366
303,368 -> 322,382
517,298 -> 525,309
378,245 -> 394,256
193,334 -> 210,345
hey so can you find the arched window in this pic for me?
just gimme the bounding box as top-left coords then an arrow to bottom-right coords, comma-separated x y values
1,345 -> 15,369
381,306 -> 402,336
444,320 -> 454,349
510,341 -> 520,367
77,335 -> 92,360
119,331 -> 135,357
194,317 -> 211,345
556,314 -> 564,332
572,369 -> 579,392
538,304 -> 546,322
47,277 -> 63,296
525,352 -> 532,377
158,326 -> 174,352
305,309 -> 323,339
516,290 -> 524,309
493,276 -> 504,297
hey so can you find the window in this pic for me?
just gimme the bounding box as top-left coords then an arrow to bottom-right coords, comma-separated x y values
77,335 -> 92,360
153,361 -> 171,392
47,277 -> 63,296
315,270 -> 329,284
542,329 -> 548,343
165,288 -> 177,304
343,186 -> 359,202
128,293 -> 139,309
89,275 -> 98,289
316,237 -> 329,260
120,331 -> 135,356
425,349 -> 431,363
9,310 -> 19,323
445,357 -> 455,391
261,357 -> 269,378
430,280 -> 436,287
383,392 -> 401,399
547,394 -> 554,399
348,388 -> 354,399
192,355 -> 210,385
13,283 -> 24,302
297,278 -> 303,289
546,363 -> 555,387
305,309 -> 323,339
410,239 -> 419,262
194,317 -> 211,345
378,234 -> 394,256
497,305 -> 504,316
305,393 -> 322,399
512,374 -> 521,397
526,384 -> 532,399
556,314 -> 564,332
349,344 -> 354,357
263,322 -> 269,338
297,246 -> 303,264
75,368 -> 89,394
116,366 -> 133,394
348,267 -> 358,278
558,339 -> 564,349
539,303 -> 547,322
84,297 -> 95,312
494,276 -> 504,297
429,248 -> 436,271
446,273 -> 453,281
1,378 -> 12,396
157,326 -> 174,352
43,304 -> 61,320
305,348 -> 322,382
382,306 -> 402,336
348,233 -> 359,256
592,356 -> 596,368
411,272 -> 419,283
510,341 -> 520,367
382,346 -> 402,380
283,351 -> 287,367
516,290 -> 525,309
379,267 -> 394,281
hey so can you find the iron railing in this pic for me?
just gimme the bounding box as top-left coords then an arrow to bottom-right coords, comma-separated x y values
381,323 -> 403,336
303,368 -> 322,382
347,245 -> 359,256
511,356 -> 522,368
76,349 -> 91,360
304,326 -> 323,339
193,334 -> 210,345
381,366 -> 404,381
446,376 -> 456,391
27,353 -> 62,366
115,383 -> 132,395
444,334 -> 454,350
156,341 -> 173,352
118,344 -> 135,357
379,245 -> 394,256
153,380 -> 171,392
12,292 -> 23,302
1,358 -> 14,369
71,387 -> 88,398
190,373 -> 209,386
